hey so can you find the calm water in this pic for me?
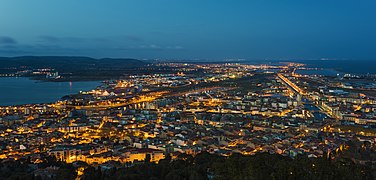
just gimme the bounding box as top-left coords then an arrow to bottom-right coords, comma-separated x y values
0,77 -> 100,106
295,69 -> 340,76
301,60 -> 376,75
244,60 -> 376,75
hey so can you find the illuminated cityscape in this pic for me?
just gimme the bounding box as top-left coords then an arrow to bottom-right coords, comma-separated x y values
1,62 -> 375,179
1,1 -> 376,179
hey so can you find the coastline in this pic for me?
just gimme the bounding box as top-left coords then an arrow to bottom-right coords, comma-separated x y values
0,77 -> 101,106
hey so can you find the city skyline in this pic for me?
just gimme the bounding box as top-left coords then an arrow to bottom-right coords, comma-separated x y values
1,0 -> 376,59
0,1 -> 375,179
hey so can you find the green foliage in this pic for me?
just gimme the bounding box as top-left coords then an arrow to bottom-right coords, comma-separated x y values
80,152 -> 374,180
0,156 -> 76,180
0,152 -> 373,180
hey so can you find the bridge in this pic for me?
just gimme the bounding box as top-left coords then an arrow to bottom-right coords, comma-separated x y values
277,73 -> 305,95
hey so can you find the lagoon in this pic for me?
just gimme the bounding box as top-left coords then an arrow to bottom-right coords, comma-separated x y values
0,77 -> 100,106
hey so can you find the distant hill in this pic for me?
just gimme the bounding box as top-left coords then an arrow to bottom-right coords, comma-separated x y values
0,56 -> 147,81
0,56 -> 145,71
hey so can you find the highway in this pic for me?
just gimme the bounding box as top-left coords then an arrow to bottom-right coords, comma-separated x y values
277,73 -> 305,95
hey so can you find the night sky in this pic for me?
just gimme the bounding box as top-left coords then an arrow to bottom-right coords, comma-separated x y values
0,0 -> 375,60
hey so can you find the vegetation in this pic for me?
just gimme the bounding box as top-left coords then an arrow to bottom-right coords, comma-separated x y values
0,155 -> 76,180
81,152 -> 375,180
0,151 -> 374,180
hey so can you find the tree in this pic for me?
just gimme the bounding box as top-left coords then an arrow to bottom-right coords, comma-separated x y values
145,154 -> 151,163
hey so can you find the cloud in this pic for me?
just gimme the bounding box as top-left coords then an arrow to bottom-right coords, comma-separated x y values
125,35 -> 144,42
129,44 -> 183,50
0,48 -> 30,55
141,44 -> 161,49
39,36 -> 60,43
166,45 -> 184,50
118,44 -> 162,50
93,38 -> 110,42
38,35 -> 144,44
0,43 -> 86,56
62,37 -> 86,42
0,36 -> 17,44
38,35 -> 87,43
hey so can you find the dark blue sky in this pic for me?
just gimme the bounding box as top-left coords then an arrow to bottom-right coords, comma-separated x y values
0,0 -> 375,60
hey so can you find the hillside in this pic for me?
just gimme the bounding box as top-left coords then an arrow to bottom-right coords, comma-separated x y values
0,56 -> 146,81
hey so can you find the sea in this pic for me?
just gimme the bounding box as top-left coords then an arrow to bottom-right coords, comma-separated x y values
295,60 -> 376,76
0,77 -> 100,106
245,59 -> 376,76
